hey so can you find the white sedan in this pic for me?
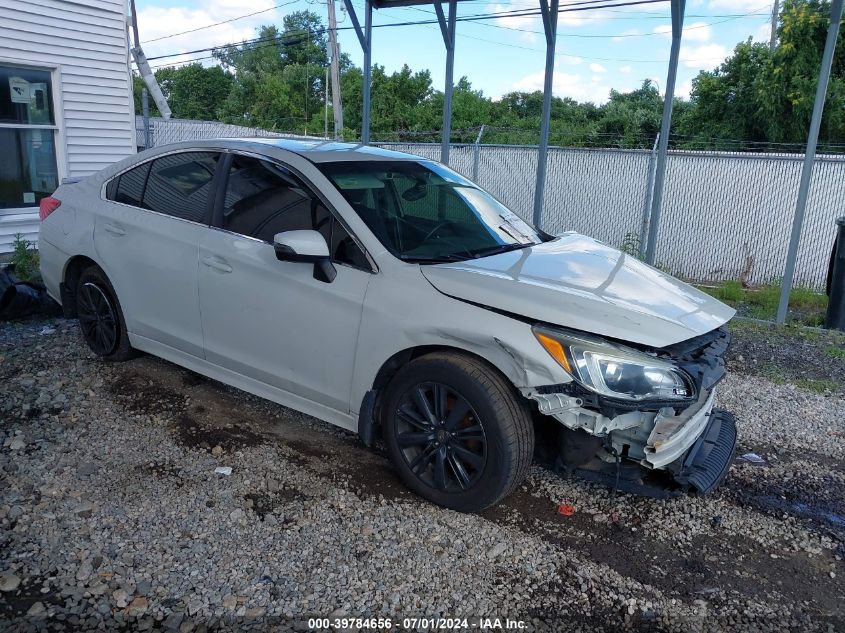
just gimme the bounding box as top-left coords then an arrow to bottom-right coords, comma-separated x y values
38,139 -> 737,511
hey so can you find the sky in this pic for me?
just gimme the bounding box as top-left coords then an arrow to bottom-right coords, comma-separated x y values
135,0 -> 776,105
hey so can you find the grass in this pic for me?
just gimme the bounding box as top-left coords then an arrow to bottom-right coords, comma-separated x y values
759,363 -> 839,394
700,280 -> 828,327
826,346 -> 845,361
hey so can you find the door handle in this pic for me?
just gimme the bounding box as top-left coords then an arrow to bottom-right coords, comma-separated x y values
103,223 -> 126,236
202,255 -> 233,274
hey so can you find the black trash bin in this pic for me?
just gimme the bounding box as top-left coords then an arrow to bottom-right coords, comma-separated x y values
826,217 -> 845,330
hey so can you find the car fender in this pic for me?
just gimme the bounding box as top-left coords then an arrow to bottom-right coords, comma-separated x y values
350,265 -> 572,418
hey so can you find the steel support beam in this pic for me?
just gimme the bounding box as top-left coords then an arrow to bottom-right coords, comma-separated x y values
435,0 -> 457,165
343,0 -> 373,144
776,0 -> 843,324
532,0 -> 559,229
644,0 -> 685,265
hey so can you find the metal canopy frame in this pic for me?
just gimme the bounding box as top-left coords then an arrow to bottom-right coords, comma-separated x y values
342,0 -> 842,326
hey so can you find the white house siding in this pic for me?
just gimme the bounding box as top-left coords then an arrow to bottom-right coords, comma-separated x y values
0,0 -> 135,252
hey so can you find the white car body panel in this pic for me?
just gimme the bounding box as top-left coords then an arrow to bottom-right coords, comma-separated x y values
421,233 -> 736,348
128,332 -> 358,431
93,201 -> 207,358
197,226 -> 371,412
38,139 -> 735,484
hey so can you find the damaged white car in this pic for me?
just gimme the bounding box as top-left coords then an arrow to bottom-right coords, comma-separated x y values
39,139 -> 737,511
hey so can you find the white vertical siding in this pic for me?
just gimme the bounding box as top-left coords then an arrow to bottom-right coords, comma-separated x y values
0,0 -> 135,251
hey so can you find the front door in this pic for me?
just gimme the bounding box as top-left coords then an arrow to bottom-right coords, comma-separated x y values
197,153 -> 373,413
94,151 -> 221,357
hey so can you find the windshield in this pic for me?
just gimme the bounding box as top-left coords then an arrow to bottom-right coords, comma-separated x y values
318,160 -> 545,262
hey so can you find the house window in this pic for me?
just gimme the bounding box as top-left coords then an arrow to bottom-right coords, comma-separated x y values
0,65 -> 59,209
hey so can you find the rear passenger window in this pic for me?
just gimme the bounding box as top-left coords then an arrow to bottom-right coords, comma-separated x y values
222,154 -> 369,269
105,177 -> 118,200
114,162 -> 150,207
143,152 -> 220,223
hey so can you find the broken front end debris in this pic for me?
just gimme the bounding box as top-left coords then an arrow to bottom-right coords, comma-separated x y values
527,326 -> 737,497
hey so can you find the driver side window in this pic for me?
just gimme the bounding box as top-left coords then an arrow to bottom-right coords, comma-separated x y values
221,154 -> 368,269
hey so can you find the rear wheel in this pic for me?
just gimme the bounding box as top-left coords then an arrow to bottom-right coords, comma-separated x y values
76,267 -> 134,361
382,352 -> 534,511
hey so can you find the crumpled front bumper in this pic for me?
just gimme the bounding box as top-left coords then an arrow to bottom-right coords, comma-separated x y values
669,407 -> 737,493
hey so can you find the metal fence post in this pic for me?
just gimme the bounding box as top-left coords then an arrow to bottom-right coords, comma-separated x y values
472,124 -> 485,183
638,133 -> 660,257
644,0 -> 685,265
142,88 -> 151,150
532,0 -> 559,230
776,0 -> 843,324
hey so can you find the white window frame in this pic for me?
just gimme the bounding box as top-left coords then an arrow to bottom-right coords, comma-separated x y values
0,59 -> 67,214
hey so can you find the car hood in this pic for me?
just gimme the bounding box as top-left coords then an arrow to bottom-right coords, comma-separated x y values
421,233 -> 735,348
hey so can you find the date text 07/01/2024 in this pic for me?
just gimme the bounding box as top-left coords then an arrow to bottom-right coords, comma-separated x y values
306,617 -> 528,630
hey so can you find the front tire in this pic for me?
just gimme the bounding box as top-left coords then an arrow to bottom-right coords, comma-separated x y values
76,266 -> 134,361
382,352 -> 534,511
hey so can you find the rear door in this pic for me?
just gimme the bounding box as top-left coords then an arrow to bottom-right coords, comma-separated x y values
94,151 -> 223,357
197,152 -> 373,413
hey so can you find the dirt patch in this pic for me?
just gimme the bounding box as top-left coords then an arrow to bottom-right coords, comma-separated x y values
481,484 -> 843,614
724,470 -> 845,543
344,456 -> 419,500
135,461 -> 183,483
244,489 -> 306,520
107,373 -> 187,417
174,413 -> 265,452
284,438 -> 332,460
0,576 -> 62,620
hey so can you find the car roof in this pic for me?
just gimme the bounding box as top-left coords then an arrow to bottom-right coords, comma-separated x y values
211,138 -> 423,163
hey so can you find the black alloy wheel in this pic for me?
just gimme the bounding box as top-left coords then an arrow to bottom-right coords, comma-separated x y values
393,381 -> 487,492
77,281 -> 119,356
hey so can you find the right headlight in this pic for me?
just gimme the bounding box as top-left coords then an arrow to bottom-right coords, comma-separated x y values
533,326 -> 694,402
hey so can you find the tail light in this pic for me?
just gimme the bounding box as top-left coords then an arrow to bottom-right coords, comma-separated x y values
39,196 -> 61,221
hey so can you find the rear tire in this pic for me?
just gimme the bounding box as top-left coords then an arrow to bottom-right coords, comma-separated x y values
76,266 -> 134,362
382,352 -> 534,511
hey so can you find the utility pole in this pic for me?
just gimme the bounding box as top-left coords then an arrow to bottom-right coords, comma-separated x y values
770,0 -> 780,50
325,66 -> 329,139
128,0 -> 172,119
327,0 -> 344,138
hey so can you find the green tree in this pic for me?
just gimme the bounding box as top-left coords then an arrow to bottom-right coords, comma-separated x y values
596,80 -> 664,147
132,75 -> 160,116
679,0 -> 845,148
154,64 -> 234,120
760,0 -> 845,143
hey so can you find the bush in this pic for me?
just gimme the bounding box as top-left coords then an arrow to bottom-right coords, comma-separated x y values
11,233 -> 40,284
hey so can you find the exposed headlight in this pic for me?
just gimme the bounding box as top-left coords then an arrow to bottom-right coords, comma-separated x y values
533,326 -> 693,402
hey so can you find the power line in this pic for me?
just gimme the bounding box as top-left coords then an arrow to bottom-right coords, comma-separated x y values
146,0 -> 668,62
141,0 -> 301,44
146,0 -> 768,70
391,2 -> 771,39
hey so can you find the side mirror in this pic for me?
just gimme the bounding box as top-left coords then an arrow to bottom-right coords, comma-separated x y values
273,230 -> 337,283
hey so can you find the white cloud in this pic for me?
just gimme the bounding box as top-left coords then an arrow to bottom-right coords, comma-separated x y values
653,21 -> 712,43
681,43 -> 729,69
589,63 -> 607,73
137,0 -> 284,67
560,55 -> 583,66
513,70 -> 612,104
487,3 -> 540,41
707,0 -> 771,11
619,65 -> 632,74
752,22 -> 773,44
677,79 -> 694,99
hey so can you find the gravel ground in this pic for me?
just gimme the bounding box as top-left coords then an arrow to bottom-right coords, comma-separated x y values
1,317 -> 844,632
726,321 -> 845,390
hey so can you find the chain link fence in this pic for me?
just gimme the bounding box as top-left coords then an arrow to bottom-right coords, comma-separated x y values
137,116 -> 845,293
